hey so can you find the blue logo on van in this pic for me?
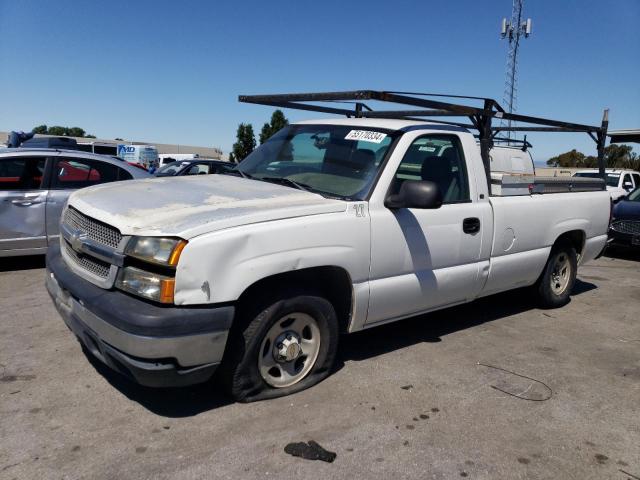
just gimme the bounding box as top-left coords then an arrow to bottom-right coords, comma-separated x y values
117,145 -> 136,156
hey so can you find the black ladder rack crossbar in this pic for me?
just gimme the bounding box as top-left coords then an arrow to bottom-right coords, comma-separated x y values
239,90 -> 609,184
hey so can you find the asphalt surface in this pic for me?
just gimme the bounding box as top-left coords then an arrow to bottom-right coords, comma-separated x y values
1,250 -> 639,480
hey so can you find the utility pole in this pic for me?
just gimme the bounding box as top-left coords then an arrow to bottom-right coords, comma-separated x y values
500,0 -> 532,142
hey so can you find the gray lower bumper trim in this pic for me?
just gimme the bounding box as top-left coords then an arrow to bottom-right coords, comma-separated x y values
46,272 -> 228,367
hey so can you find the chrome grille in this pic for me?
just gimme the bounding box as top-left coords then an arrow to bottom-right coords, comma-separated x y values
62,240 -> 111,279
611,220 -> 640,235
64,207 -> 122,248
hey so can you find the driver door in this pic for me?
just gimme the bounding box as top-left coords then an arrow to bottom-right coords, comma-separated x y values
0,155 -> 48,254
366,133 -> 491,325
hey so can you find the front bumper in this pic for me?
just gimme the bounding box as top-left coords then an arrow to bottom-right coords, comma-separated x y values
607,229 -> 640,249
46,243 -> 234,387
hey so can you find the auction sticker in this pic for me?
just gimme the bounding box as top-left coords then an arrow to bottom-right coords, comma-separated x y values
344,130 -> 387,144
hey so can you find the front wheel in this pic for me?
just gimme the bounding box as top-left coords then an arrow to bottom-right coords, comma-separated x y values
219,288 -> 339,402
535,242 -> 578,308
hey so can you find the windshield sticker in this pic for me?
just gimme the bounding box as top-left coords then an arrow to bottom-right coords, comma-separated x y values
418,146 -> 437,152
344,130 -> 387,144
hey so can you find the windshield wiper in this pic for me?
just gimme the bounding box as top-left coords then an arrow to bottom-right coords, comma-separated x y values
259,176 -> 312,192
220,168 -> 253,179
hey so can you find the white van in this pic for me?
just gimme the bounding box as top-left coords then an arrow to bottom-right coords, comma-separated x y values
117,145 -> 159,169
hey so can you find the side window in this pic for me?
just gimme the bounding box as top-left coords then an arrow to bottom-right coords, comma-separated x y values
0,157 -> 45,190
632,174 -> 640,188
392,135 -> 470,203
623,174 -> 633,189
185,163 -> 210,175
52,158 -> 119,189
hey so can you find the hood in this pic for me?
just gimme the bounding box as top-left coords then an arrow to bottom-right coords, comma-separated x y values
68,175 -> 347,238
613,198 -> 640,221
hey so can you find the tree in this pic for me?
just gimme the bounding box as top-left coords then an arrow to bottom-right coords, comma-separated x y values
605,144 -> 636,169
259,110 -> 289,144
228,152 -> 235,163
47,125 -> 67,136
546,149 -> 587,168
232,123 -> 256,162
67,127 -> 86,137
31,125 -> 95,138
546,145 -> 639,170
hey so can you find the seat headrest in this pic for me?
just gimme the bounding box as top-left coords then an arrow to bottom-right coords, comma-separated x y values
351,148 -> 375,169
421,154 -> 452,181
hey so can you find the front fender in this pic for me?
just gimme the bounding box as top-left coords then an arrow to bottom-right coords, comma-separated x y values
173,208 -> 371,305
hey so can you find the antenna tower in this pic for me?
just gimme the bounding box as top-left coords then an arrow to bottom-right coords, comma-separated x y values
500,0 -> 532,142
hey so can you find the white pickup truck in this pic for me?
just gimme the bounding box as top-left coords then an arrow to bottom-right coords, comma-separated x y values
573,169 -> 640,202
46,114 -> 610,401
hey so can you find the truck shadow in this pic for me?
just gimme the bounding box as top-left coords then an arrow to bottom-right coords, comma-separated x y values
604,246 -> 640,262
83,349 -> 233,417
0,254 -> 46,272
82,279 -> 596,417
340,280 -> 596,363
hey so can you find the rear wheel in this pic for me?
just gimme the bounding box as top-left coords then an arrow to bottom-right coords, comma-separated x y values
535,242 -> 578,308
219,287 -> 339,402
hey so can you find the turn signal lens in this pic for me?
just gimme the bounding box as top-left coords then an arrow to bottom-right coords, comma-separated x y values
167,240 -> 187,267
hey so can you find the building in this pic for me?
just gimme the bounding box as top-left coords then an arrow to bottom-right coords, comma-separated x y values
1,131 -> 224,160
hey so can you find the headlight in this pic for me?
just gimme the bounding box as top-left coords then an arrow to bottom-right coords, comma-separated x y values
125,236 -> 187,267
116,267 -> 175,303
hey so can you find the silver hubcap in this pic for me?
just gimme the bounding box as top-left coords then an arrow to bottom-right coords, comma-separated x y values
550,253 -> 571,295
258,312 -> 321,388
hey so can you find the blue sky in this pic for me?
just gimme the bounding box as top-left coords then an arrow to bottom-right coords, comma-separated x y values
1,0 -> 638,161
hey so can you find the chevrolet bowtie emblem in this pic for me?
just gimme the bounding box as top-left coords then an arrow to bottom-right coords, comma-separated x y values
70,231 -> 88,253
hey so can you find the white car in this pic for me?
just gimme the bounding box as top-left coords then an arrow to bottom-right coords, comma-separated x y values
46,112 -> 610,401
574,169 -> 640,202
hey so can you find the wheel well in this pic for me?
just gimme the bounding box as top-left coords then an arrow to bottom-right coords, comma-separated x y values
236,266 -> 353,333
554,230 -> 585,257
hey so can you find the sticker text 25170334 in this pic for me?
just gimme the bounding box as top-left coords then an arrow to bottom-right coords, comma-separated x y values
344,130 -> 387,144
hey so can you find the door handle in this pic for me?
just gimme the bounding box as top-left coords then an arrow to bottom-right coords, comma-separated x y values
10,198 -> 42,206
463,217 -> 481,234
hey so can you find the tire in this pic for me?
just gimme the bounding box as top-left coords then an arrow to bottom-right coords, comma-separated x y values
535,241 -> 578,309
218,286 -> 339,402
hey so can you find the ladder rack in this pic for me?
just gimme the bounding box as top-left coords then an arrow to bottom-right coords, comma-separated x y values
239,90 -> 609,188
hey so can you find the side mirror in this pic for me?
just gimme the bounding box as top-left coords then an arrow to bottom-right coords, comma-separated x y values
385,180 -> 443,209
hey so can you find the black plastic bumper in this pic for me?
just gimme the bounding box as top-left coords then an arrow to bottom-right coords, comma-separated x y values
607,230 -> 640,249
46,242 -> 235,387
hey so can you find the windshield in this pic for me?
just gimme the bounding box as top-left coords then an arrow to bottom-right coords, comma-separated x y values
235,125 -> 398,200
155,161 -> 187,176
574,172 -> 620,187
627,188 -> 640,201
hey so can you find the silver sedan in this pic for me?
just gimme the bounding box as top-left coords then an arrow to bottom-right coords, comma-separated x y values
0,148 -> 150,257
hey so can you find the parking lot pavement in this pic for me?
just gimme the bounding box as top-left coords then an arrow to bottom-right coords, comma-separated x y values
0,251 -> 638,480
